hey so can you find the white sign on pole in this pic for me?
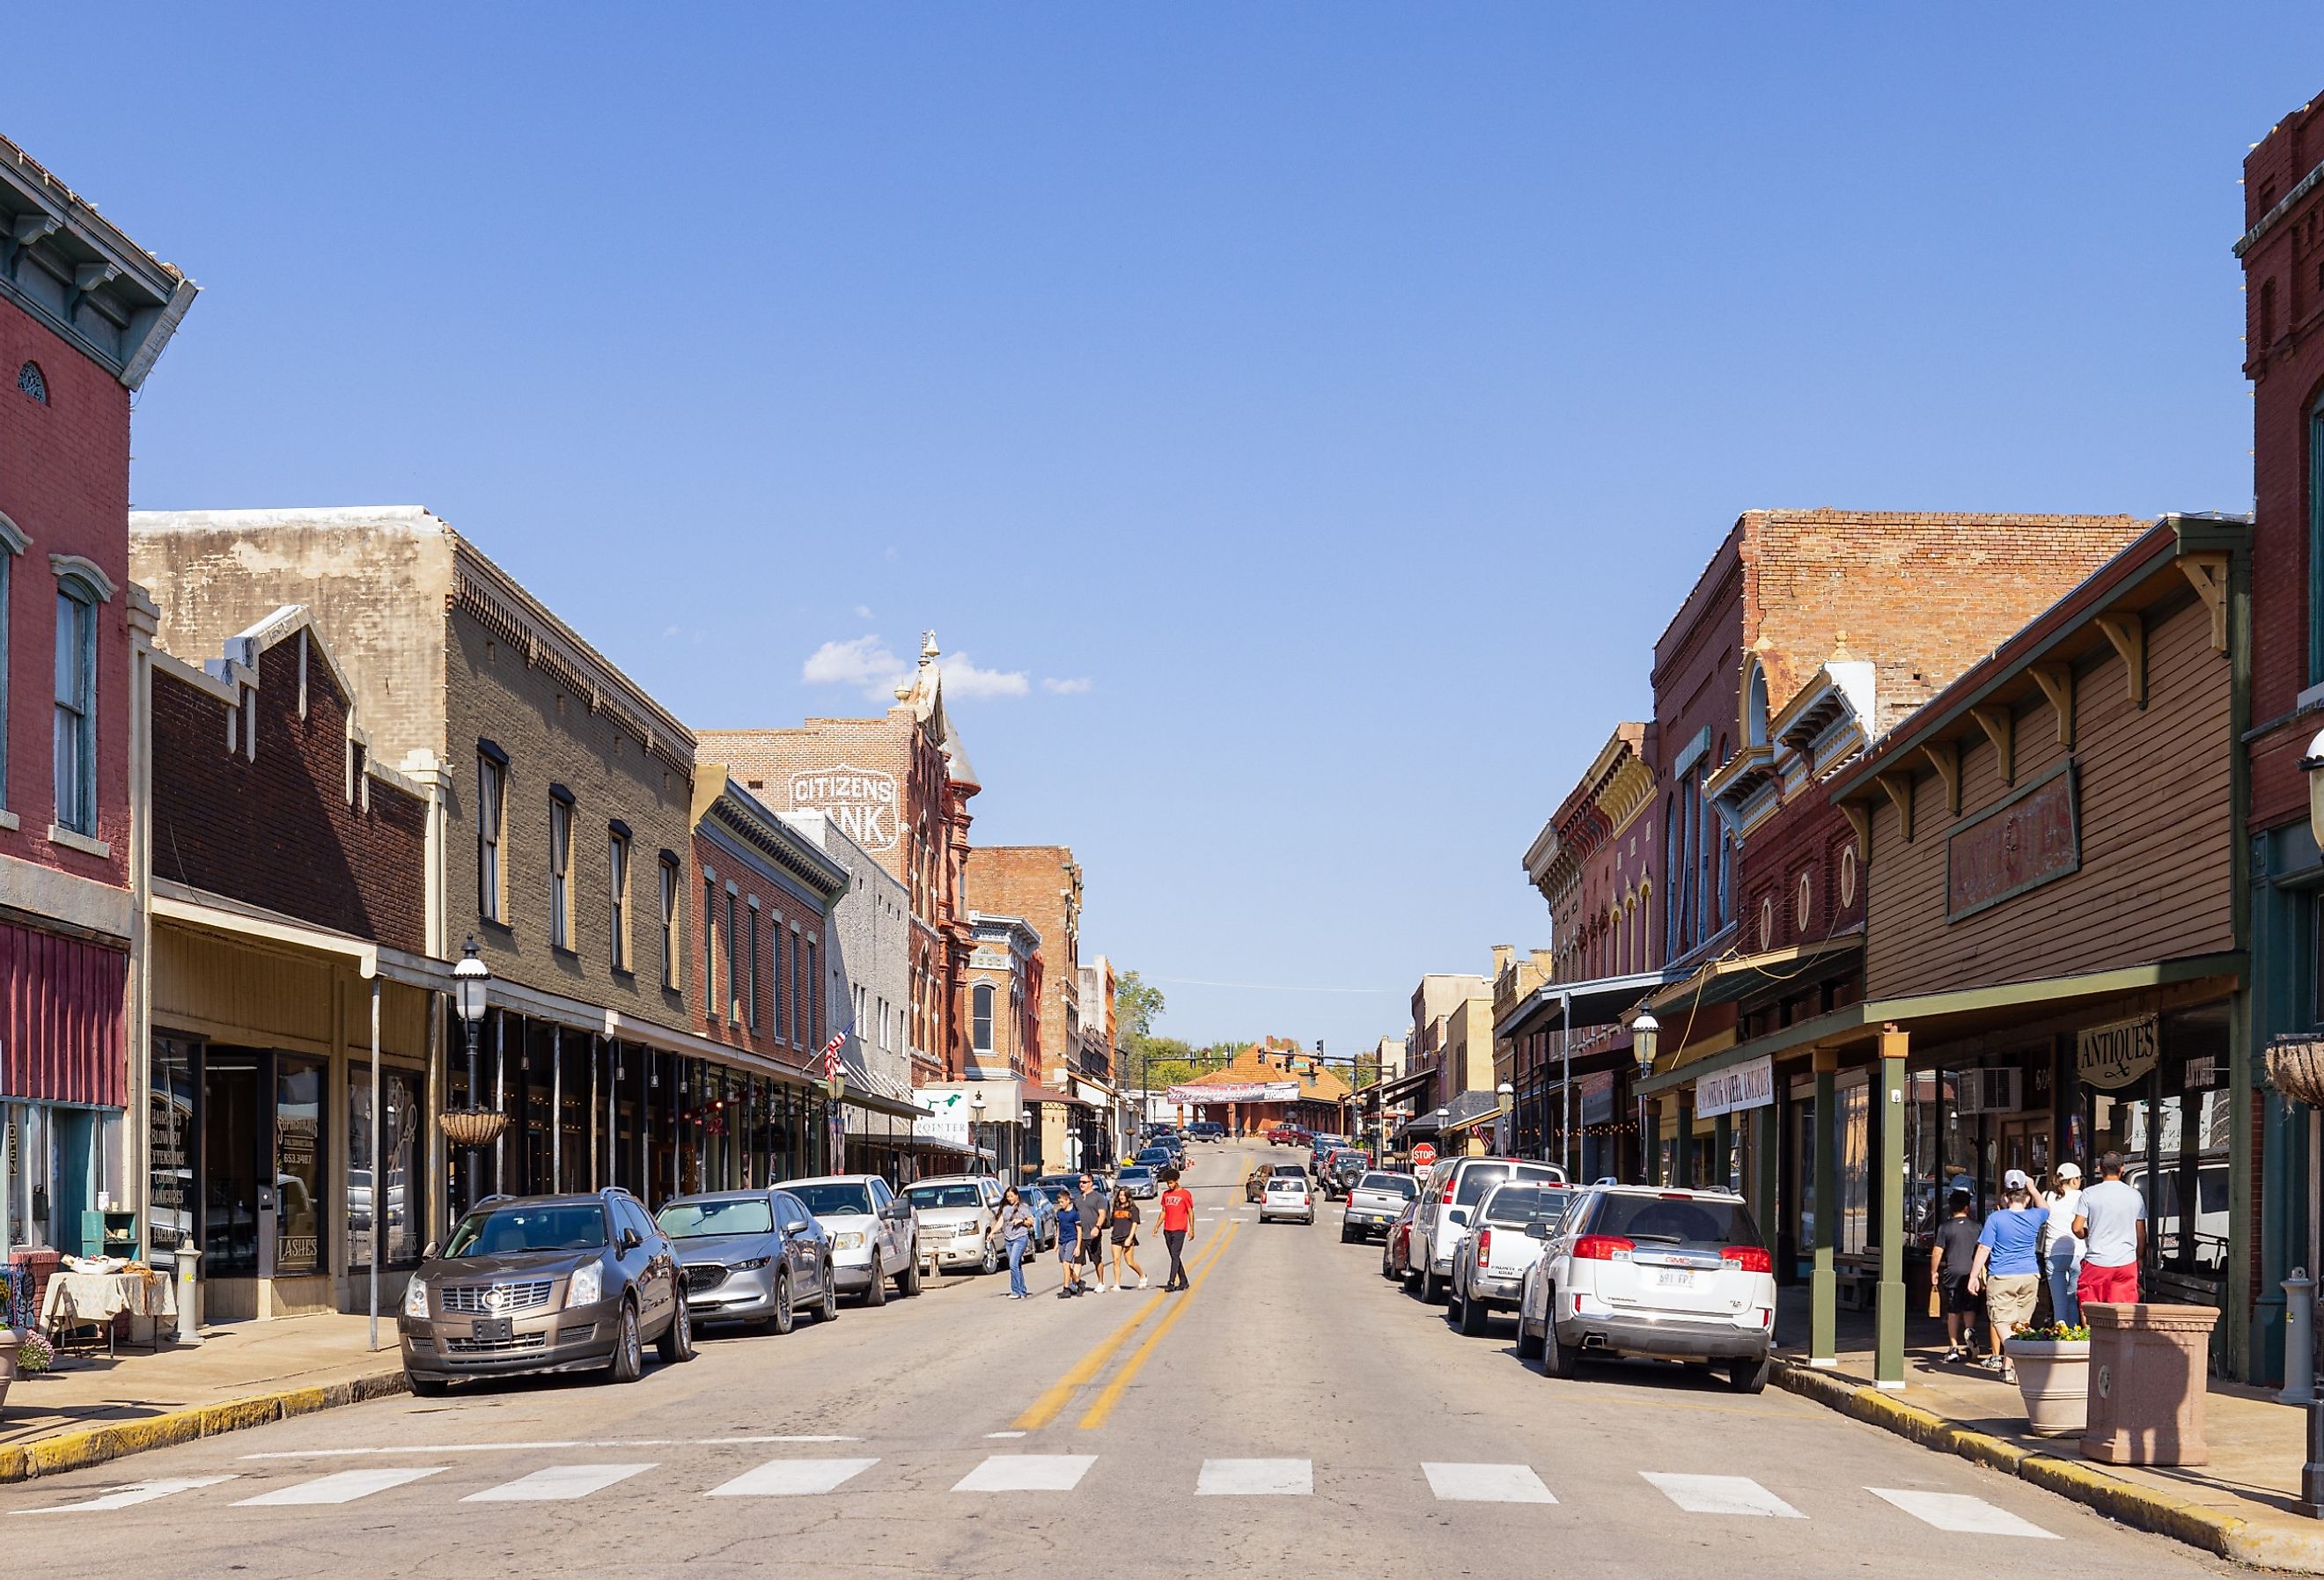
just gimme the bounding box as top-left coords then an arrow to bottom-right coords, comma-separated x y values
1694,1055 -> 1776,1120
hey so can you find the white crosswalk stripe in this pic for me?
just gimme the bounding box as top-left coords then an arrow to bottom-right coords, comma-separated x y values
952,1455 -> 1095,1492
11,1476 -> 238,1514
1422,1462 -> 1556,1503
1196,1459 -> 1311,1495
707,1458 -> 880,1497
1641,1472 -> 1804,1518
1868,1487 -> 2058,1538
464,1463 -> 656,1503
234,1467 -> 446,1506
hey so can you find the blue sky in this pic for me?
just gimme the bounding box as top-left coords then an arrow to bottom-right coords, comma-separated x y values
15,7 -> 2316,1055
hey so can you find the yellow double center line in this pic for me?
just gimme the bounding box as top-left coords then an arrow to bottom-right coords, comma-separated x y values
1012,1222 -> 1239,1432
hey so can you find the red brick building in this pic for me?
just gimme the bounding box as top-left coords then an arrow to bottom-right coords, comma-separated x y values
0,135 -> 195,1265
965,845 -> 1101,1161
699,634 -> 978,1085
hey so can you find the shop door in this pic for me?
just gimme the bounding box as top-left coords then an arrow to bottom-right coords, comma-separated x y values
202,1051 -> 265,1275
1992,1113 -> 2052,1192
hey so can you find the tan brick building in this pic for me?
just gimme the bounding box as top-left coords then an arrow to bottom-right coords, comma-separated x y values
698,634 -> 979,1085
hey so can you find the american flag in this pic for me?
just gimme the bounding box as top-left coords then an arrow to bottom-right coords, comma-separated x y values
821,1033 -> 845,1082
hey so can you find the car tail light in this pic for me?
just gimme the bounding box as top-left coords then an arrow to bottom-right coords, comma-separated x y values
1571,1234 -> 1635,1262
1722,1246 -> 1773,1274
1475,1229 -> 1492,1264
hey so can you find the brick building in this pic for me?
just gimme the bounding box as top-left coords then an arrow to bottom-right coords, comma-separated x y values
964,844 -> 1107,1161
698,634 -> 978,1088
0,135 -> 195,1269
143,606 -> 440,1318
1171,1037 -> 1349,1140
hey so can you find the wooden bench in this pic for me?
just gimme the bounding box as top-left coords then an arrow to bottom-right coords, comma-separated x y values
1835,1252 -> 1880,1312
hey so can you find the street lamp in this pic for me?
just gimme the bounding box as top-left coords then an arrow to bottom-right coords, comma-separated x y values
1497,1081 -> 1515,1157
971,1088 -> 989,1176
1631,1011 -> 1660,1185
438,937 -> 504,1206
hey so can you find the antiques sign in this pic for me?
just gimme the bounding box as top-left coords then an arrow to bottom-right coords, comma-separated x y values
1694,1055 -> 1775,1119
791,764 -> 900,851
2077,1013 -> 2160,1092
1946,760 -> 2079,922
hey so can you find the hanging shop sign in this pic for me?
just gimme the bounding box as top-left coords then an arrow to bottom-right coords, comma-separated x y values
912,1088 -> 973,1149
2077,1013 -> 2160,1091
1946,760 -> 2080,922
1694,1055 -> 1775,1120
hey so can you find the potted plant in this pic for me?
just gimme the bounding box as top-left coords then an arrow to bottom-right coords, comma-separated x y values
2003,1320 -> 2092,1435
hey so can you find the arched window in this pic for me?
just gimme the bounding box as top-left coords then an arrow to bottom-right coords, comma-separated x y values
17,361 -> 46,404
1745,661 -> 1770,748
53,572 -> 101,834
972,981 -> 995,1055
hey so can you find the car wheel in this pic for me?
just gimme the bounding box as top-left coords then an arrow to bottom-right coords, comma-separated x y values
1516,1305 -> 1545,1361
658,1293 -> 695,1364
863,1258 -> 887,1306
1401,1260 -> 1419,1294
770,1271 -> 795,1336
1727,1354 -> 1771,1394
1456,1278 -> 1489,1336
819,1263 -> 840,1323
603,1302 -> 644,1385
1543,1307 -> 1583,1380
980,1240 -> 999,1276
900,1249 -> 923,1297
406,1370 -> 448,1399
1420,1264 -> 1443,1304
1340,1224 -> 1355,1244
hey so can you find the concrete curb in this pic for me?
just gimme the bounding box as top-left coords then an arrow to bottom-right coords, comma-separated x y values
1773,1360 -> 2323,1571
0,1368 -> 408,1486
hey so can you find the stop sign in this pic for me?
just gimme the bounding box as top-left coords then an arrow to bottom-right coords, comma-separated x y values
1411,1143 -> 1438,1171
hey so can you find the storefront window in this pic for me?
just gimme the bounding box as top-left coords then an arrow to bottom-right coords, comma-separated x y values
1838,1077 -> 1870,1256
349,1065 -> 424,1268
274,1055 -> 326,1276
150,1036 -> 199,1258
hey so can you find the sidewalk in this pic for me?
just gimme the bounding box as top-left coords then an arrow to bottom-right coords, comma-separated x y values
1,1313 -> 406,1482
1773,1300 -> 2324,1570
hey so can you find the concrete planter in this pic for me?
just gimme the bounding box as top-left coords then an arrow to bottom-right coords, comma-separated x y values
0,1326 -> 18,1416
2004,1335 -> 2092,1436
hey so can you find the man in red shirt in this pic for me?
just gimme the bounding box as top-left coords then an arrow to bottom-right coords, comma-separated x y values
1158,1171 -> 1196,1291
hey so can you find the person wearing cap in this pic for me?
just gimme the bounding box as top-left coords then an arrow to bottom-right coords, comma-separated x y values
1967,1170 -> 2047,1378
2042,1162 -> 2086,1325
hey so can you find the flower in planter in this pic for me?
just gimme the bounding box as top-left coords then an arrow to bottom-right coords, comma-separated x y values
17,1330 -> 55,1374
2010,1320 -> 2091,1342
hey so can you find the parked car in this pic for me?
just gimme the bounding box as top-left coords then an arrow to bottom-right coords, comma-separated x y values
1269,1126 -> 1306,1148
656,1188 -> 838,1334
1342,1171 -> 1418,1243
900,1175 -> 1004,1275
1321,1150 -> 1370,1199
1134,1145 -> 1176,1172
1186,1121 -> 1225,1143
1445,1180 -> 1571,1336
1381,1198 -> 1420,1281
400,1187 -> 693,1395
1259,1172 -> 1316,1225
1117,1165 -> 1160,1200
1408,1157 -> 1568,1304
1247,1161 -> 1307,1202
1516,1184 -> 1776,1393
780,1173 -> 922,1304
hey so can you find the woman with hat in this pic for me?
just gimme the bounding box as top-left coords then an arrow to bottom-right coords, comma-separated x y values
2042,1162 -> 2085,1326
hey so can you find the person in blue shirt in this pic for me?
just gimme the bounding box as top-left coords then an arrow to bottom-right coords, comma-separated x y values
1967,1169 -> 2048,1380
1053,1191 -> 1085,1300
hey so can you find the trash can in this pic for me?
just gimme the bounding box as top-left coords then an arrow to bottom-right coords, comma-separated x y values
2080,1302 -> 2218,1466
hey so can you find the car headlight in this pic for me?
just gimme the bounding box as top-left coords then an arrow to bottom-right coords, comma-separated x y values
402,1279 -> 430,1319
567,1263 -> 603,1307
834,1231 -> 865,1250
732,1256 -> 771,1271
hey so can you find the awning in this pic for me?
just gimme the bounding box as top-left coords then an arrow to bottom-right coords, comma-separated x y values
843,1088 -> 928,1121
1644,931 -> 1863,1017
1637,950 -> 2246,1097
1495,967 -> 1684,1041
1396,1106 -> 1449,1143
1022,1080 -> 1092,1109
1438,1089 -> 1507,1135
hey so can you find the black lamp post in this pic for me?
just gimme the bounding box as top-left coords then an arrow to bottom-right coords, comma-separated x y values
439,937 -> 501,1210
971,1088 -> 989,1176
1631,1012 -> 1660,1185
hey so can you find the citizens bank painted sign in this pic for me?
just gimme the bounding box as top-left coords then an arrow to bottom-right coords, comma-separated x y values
791,764 -> 900,851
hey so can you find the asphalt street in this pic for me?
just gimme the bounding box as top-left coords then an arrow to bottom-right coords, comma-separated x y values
2,1143 -> 2233,1578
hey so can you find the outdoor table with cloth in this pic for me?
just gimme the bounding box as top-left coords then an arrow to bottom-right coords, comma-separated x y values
38,1270 -> 177,1356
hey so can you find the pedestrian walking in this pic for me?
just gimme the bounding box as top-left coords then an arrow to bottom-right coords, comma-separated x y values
2041,1162 -> 2085,1325
1158,1169 -> 1195,1290
1076,1172 -> 1111,1292
1109,1187 -> 1147,1290
2072,1150 -> 2147,1308
1054,1190 -> 1085,1298
1928,1189 -> 1982,1363
1966,1169 -> 2046,1379
990,1186 -> 1036,1300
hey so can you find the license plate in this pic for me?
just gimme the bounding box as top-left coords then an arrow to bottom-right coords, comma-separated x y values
470,1317 -> 512,1342
1655,1269 -> 1695,1289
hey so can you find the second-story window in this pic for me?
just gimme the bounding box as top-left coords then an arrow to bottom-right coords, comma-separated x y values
52,582 -> 97,835
703,875 -> 718,1015
791,928 -> 805,1047
476,746 -> 507,922
608,826 -> 631,972
806,936 -> 819,1046
658,854 -> 680,989
746,901 -> 761,1031
774,927 -> 788,1044
725,888 -> 742,1025
548,791 -> 574,950
973,982 -> 995,1055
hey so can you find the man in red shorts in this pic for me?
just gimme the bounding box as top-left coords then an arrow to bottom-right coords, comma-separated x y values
2072,1150 -> 2147,1307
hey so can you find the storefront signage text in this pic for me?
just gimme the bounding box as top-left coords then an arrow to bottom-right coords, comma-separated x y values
1164,1081 -> 1298,1105
912,1088 -> 971,1148
2077,1013 -> 2160,1091
1946,760 -> 2080,922
1695,1055 -> 1775,1119
790,764 -> 901,851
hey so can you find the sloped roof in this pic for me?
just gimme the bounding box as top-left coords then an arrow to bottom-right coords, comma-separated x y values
1184,1037 -> 1350,1102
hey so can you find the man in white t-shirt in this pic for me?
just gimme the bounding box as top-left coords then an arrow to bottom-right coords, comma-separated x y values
2072,1150 -> 2147,1308
2042,1162 -> 2085,1324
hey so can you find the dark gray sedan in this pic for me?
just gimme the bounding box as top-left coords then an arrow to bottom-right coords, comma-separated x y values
655,1189 -> 838,1335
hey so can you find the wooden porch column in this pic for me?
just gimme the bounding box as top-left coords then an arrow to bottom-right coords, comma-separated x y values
1812,1050 -> 1839,1367
1672,1089 -> 1694,1187
1752,1103 -> 1778,1237
1877,1028 -> 1908,1391
1712,1112 -> 1733,1194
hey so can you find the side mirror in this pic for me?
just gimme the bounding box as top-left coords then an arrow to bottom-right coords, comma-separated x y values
620,1227 -> 642,1253
783,1219 -> 811,1237
1524,1222 -> 1553,1240
421,1240 -> 438,1262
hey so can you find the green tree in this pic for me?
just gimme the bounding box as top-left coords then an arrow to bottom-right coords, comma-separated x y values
1114,970 -> 1166,1042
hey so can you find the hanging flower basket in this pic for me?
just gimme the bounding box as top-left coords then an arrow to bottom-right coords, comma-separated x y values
438,1108 -> 510,1150
2269,1038 -> 2324,1107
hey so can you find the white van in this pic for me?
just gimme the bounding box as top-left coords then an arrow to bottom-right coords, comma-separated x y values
1406,1155 -> 1566,1304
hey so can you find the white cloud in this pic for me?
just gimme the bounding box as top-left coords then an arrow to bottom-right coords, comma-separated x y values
941,654 -> 1030,698
853,604 -> 874,621
1041,676 -> 1093,695
801,634 -> 908,699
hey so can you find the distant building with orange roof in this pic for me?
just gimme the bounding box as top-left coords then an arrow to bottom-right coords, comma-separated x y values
1168,1037 -> 1349,1138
